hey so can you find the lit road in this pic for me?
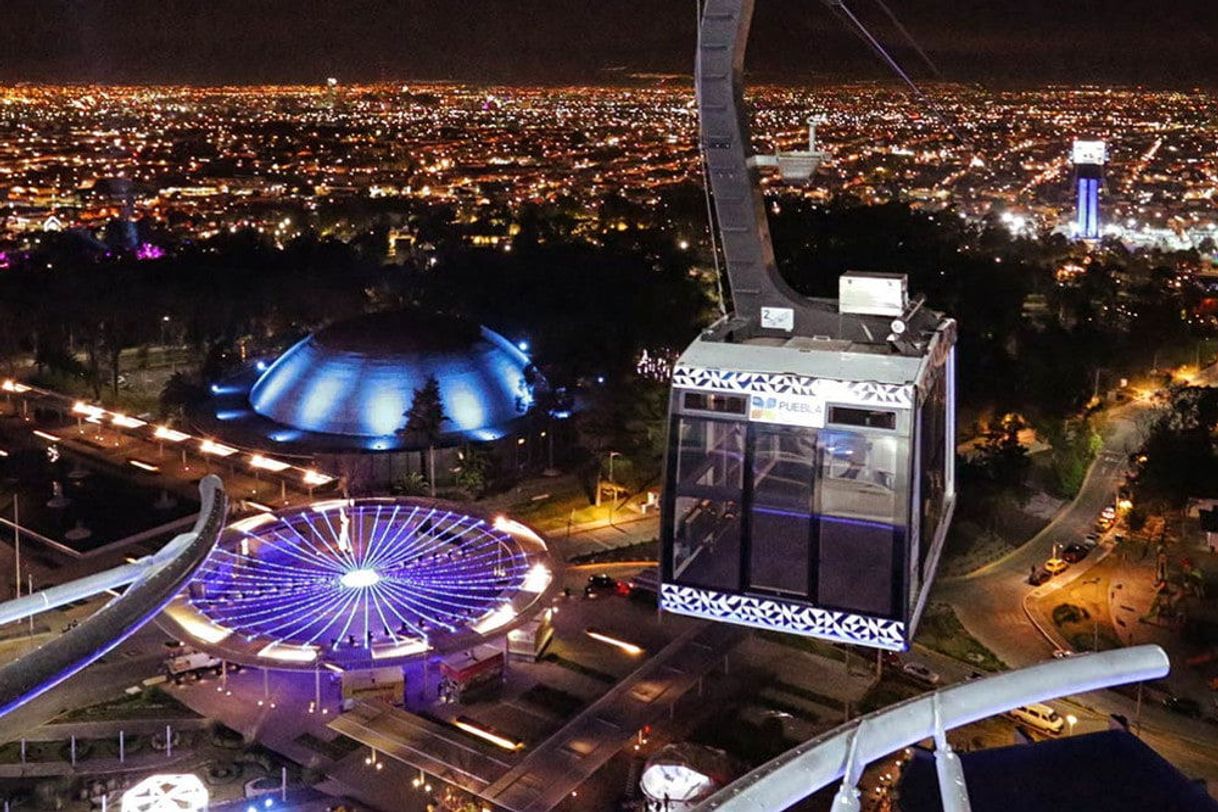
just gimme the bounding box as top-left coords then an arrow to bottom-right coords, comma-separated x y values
933,408 -> 1144,666
932,365 -> 1218,787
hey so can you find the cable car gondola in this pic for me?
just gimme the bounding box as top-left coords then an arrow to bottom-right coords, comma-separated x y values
660,0 -> 956,652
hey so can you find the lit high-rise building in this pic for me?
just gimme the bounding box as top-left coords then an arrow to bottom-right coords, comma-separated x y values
1072,139 -> 1106,240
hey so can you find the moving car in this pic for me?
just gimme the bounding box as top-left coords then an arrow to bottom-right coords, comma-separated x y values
1028,568 -> 1051,586
1008,703 -> 1066,735
902,661 -> 941,685
584,574 -> 628,601
627,566 -> 660,597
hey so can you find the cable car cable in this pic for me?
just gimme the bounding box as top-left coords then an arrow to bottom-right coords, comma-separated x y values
820,0 -> 975,152
869,0 -> 942,78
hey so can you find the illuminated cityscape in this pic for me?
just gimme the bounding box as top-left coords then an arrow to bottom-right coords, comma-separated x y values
1,1 -> 1218,811
1,83 -> 1216,252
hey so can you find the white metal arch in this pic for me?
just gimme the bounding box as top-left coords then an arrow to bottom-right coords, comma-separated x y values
695,645 -> 1170,812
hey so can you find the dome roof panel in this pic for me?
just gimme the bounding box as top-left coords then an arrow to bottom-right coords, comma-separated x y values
248,312 -> 533,443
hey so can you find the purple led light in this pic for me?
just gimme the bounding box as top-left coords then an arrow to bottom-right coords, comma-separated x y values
135,242 -> 166,260
192,503 -> 531,652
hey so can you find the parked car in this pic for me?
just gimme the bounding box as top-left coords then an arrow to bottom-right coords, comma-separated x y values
1101,505 -> 1117,521
1062,543 -> 1091,564
1008,703 -> 1066,735
1084,532 -> 1101,547
1052,648 -> 1075,659
1043,557 -> 1069,576
1164,696 -> 1203,718
1028,568 -> 1051,586
902,661 -> 941,685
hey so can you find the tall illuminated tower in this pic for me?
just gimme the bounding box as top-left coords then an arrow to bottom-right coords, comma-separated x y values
1072,139 -> 1106,240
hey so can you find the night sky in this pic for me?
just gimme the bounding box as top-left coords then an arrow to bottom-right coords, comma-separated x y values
1,0 -> 1215,87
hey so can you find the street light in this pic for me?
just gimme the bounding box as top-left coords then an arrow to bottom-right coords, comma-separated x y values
607,451 -> 621,526
1066,713 -> 1078,736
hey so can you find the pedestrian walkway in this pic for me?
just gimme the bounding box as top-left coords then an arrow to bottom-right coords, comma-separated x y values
483,621 -> 742,812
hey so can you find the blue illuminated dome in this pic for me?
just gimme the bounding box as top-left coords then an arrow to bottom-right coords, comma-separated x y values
246,312 -> 534,447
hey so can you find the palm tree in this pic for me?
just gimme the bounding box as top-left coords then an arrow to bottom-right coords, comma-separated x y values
401,375 -> 449,497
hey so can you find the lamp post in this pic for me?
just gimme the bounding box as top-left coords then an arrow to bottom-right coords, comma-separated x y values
607,451 -> 621,526
1066,714 -> 1078,736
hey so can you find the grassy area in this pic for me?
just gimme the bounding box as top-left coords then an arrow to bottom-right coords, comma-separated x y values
767,678 -> 845,712
501,480 -> 597,527
58,686 -> 200,722
29,367 -> 161,415
915,603 -> 1006,671
756,629 -> 849,664
857,675 -> 924,715
1050,602 -> 1122,652
1040,560 -> 1123,652
690,702 -> 795,766
569,539 -> 657,565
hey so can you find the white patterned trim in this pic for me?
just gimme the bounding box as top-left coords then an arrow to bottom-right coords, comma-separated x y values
660,583 -> 906,651
673,366 -> 912,409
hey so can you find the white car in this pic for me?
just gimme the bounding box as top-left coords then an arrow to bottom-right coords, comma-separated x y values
1008,703 -> 1065,735
902,661 -> 941,685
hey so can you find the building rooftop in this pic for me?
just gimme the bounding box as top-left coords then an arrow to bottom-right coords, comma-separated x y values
898,729 -> 1218,812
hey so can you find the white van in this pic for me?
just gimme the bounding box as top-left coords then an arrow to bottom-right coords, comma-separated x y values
1008,703 -> 1065,735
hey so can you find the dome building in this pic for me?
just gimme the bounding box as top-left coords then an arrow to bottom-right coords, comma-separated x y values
196,310 -> 540,490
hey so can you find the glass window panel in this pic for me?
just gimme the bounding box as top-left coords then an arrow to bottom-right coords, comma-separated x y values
671,495 -> 741,591
683,391 -> 747,415
819,430 -> 898,523
676,418 -> 745,493
670,417 -> 745,592
828,406 -> 897,430
817,517 -> 896,617
817,428 -> 902,617
919,371 -> 949,579
750,426 -> 816,596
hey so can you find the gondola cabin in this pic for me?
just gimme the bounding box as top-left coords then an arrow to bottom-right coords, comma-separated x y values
661,273 -> 956,651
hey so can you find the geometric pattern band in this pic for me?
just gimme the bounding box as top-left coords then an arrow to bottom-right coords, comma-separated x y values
660,583 -> 907,651
672,366 -> 913,409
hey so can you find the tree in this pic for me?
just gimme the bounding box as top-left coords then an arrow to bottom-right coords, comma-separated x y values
401,375 -> 449,497
1040,416 -> 1102,498
976,414 -> 1032,497
159,371 -> 207,419
454,443 -> 494,499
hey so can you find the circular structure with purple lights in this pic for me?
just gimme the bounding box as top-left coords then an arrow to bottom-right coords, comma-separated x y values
160,498 -> 555,669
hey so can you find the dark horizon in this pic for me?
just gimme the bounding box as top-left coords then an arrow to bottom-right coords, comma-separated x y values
1,0 -> 1215,89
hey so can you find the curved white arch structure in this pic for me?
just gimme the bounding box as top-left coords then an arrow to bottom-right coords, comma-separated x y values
695,645 -> 1170,812
0,476 -> 227,719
